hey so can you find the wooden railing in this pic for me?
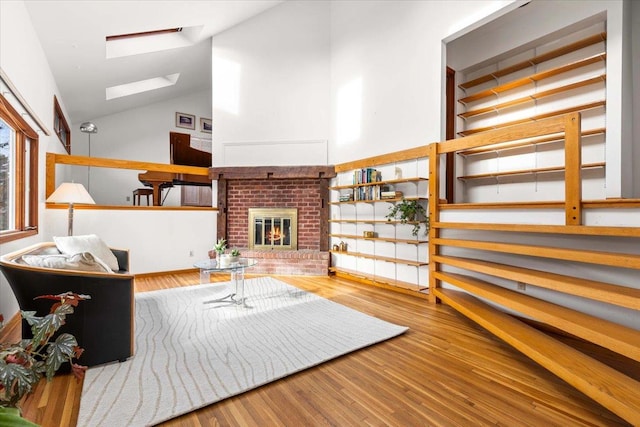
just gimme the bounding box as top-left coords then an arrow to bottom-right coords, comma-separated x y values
45,153 -> 210,208
429,113 -> 640,424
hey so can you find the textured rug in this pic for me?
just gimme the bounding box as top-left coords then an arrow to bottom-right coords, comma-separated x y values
77,277 -> 407,426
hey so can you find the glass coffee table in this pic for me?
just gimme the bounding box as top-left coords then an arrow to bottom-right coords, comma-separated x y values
194,258 -> 257,306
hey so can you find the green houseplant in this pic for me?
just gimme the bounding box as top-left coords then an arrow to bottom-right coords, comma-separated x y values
385,198 -> 429,236
0,292 -> 89,425
213,238 -> 227,258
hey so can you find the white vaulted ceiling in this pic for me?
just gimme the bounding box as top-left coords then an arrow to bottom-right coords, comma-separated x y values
23,0 -> 283,123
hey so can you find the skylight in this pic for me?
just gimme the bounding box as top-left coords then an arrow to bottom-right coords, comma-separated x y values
106,26 -> 202,59
106,73 -> 180,100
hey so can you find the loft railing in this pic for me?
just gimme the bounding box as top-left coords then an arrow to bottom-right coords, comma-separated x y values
45,153 -> 210,209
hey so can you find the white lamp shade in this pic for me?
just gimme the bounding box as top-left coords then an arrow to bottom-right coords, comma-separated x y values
46,182 -> 96,205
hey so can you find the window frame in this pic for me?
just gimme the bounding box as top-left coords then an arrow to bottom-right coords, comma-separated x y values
53,95 -> 70,154
0,93 -> 39,243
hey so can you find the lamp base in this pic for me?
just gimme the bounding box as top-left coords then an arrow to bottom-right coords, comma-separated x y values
68,203 -> 74,236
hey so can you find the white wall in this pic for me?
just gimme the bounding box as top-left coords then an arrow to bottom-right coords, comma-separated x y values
0,0 -> 70,319
210,0 -> 501,165
43,208 -> 216,274
630,0 -> 639,197
328,0 -> 504,164
211,0 -> 330,166
69,91 -> 212,206
0,1 -> 216,322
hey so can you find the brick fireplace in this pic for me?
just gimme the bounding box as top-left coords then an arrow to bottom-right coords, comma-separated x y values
209,166 -> 335,275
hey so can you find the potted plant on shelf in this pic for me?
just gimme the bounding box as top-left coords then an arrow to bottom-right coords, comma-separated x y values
0,292 -> 89,426
213,238 -> 227,260
229,249 -> 241,263
385,198 -> 429,236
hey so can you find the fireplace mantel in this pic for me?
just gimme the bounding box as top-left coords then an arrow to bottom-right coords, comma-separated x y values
209,166 -> 336,180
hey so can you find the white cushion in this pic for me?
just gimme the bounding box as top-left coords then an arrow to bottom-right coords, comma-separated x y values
21,252 -> 113,273
54,234 -> 119,271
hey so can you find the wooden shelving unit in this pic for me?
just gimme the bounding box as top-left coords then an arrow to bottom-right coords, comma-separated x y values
329,153 -> 430,297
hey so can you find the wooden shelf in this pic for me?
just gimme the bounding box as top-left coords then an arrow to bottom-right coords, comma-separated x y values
329,250 -> 428,267
459,32 -> 606,91
432,254 -> 640,310
457,162 -> 605,181
330,177 -> 427,191
436,271 -> 640,363
329,219 -> 397,224
458,75 -> 605,119
329,233 -> 427,245
457,100 -> 605,137
329,196 -> 427,205
329,266 -> 428,293
433,287 -> 640,421
457,128 -> 605,156
458,53 -> 606,105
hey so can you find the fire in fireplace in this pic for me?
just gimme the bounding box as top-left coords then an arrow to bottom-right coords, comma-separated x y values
248,208 -> 298,250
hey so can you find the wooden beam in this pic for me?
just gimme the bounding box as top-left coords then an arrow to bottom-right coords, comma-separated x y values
209,166 -> 336,180
428,142 -> 440,303
564,112 -> 582,225
49,153 -> 209,175
334,146 -> 431,172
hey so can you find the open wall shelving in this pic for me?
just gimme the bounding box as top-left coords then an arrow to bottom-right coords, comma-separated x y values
329,148 -> 430,298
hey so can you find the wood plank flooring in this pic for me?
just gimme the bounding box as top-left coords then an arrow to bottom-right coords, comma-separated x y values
2,272 -> 636,426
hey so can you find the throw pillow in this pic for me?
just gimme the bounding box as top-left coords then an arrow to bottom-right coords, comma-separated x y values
21,252 -> 113,273
53,234 -> 119,271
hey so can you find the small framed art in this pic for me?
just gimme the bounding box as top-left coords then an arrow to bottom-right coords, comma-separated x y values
200,118 -> 212,133
176,112 -> 195,130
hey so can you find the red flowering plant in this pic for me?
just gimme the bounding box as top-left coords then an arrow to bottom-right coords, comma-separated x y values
0,292 -> 89,409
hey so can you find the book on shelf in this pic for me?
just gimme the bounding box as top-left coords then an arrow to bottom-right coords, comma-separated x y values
381,191 -> 403,199
353,184 -> 383,201
353,168 -> 382,185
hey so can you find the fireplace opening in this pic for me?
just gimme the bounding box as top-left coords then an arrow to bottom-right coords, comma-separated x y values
248,208 -> 298,250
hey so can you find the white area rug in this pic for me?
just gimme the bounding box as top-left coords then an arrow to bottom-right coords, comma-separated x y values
77,277 -> 407,426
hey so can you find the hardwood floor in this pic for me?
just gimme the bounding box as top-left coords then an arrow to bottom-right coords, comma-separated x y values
2,272 -> 635,426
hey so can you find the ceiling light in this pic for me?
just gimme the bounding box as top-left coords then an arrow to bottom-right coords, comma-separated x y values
106,73 -> 180,100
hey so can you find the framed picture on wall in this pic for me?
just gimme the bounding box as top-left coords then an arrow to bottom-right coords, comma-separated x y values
200,118 -> 212,133
176,112 -> 195,130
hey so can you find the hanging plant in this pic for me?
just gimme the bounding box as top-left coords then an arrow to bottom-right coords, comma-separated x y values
385,198 -> 429,236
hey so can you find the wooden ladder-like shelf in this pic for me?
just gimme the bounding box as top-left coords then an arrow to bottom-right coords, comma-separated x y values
434,288 -> 640,424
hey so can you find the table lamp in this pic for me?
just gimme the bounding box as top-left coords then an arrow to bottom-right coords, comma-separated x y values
46,182 -> 96,235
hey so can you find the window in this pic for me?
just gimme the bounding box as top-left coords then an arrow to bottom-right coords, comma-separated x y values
53,95 -> 70,153
0,93 -> 38,243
